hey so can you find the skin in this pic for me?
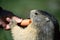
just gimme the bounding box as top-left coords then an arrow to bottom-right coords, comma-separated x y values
0,16 -> 31,30
0,16 -> 22,30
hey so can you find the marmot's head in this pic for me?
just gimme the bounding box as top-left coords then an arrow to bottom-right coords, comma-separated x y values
30,10 -> 51,26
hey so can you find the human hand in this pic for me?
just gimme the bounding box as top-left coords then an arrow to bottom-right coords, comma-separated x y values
0,16 -> 31,30
0,16 -> 23,30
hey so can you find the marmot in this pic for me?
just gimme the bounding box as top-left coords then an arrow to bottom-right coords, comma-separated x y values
10,10 -> 59,40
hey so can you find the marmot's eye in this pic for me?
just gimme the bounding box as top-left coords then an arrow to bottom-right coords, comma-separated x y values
35,13 -> 38,15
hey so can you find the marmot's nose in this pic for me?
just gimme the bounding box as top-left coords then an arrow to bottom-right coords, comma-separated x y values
30,10 -> 37,14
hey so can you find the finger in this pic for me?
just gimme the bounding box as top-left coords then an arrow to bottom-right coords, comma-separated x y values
4,24 -> 10,30
12,16 -> 23,23
0,20 -> 10,29
6,17 -> 11,22
0,19 -> 7,28
1,22 -> 10,30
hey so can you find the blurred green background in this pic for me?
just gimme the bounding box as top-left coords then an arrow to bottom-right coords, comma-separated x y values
0,0 -> 60,40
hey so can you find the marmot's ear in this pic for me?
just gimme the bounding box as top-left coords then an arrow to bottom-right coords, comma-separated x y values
0,7 -> 3,11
